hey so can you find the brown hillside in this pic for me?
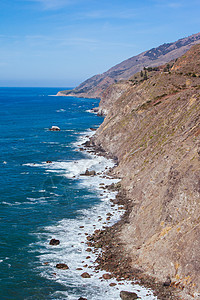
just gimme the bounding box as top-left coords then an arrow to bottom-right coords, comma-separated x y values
92,44 -> 200,299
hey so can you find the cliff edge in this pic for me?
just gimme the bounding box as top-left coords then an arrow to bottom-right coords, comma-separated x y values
92,44 -> 200,298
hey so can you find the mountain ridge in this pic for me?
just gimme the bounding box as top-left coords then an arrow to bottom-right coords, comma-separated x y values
58,32 -> 200,99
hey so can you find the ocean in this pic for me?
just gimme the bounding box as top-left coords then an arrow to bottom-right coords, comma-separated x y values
0,88 -> 156,300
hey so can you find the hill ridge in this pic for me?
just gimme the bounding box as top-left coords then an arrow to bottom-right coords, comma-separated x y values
58,32 -> 200,99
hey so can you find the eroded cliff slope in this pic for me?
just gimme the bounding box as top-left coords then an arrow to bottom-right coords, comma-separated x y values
93,44 -> 200,298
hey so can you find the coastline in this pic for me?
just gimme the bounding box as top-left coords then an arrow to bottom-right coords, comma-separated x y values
35,127 -> 157,299
54,93 -> 181,298
54,44 -> 200,299
82,137 -> 180,300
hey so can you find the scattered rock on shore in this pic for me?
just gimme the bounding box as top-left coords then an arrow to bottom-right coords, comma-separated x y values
120,291 -> 139,299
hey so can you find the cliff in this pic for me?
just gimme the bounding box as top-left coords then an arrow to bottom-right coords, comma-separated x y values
58,32 -> 200,99
92,44 -> 200,298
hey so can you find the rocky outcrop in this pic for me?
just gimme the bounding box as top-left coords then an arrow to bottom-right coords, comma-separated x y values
49,238 -> 60,245
49,126 -> 60,131
92,45 -> 200,298
58,32 -> 200,99
80,169 -> 96,176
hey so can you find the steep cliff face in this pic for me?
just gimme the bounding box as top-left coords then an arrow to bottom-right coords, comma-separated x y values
59,32 -> 200,99
93,45 -> 200,298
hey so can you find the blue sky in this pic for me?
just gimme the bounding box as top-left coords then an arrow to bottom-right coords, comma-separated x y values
0,0 -> 200,87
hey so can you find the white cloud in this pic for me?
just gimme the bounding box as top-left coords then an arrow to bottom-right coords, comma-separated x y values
168,2 -> 183,8
153,0 -> 183,8
27,0 -> 73,10
75,9 -> 137,20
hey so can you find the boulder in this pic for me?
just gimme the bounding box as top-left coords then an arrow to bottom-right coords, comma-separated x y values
89,170 -> 96,176
78,298 -> 87,300
86,248 -> 92,252
56,263 -> 69,270
83,140 -> 91,147
46,161 -> 52,164
80,169 -> 96,176
49,239 -> 60,246
102,273 -> 112,280
49,126 -> 60,131
120,291 -> 139,300
81,272 -> 91,278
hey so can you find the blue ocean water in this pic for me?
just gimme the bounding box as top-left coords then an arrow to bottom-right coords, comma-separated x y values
0,88 -> 156,300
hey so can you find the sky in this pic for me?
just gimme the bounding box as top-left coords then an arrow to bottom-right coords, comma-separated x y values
0,0 -> 200,87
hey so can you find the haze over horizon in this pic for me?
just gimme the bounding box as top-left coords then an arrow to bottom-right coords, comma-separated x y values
1,0 -> 200,87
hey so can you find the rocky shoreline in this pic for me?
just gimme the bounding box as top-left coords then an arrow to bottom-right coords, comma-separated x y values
82,137 -> 180,300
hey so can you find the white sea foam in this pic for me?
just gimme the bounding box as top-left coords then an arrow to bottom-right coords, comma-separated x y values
2,201 -> 21,206
56,109 -> 66,112
86,109 -> 97,114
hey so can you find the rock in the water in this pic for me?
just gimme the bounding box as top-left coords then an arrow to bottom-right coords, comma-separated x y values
46,160 -> 52,163
109,282 -> 117,286
120,291 -> 139,300
83,140 -> 91,147
49,239 -> 60,245
88,170 -> 96,176
81,272 -> 91,278
86,248 -> 92,252
56,263 -> 69,270
49,126 -> 60,131
80,169 -> 96,176
78,297 -> 87,300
